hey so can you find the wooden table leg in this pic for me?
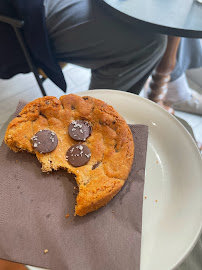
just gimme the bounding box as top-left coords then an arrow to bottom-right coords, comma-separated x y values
146,36 -> 181,113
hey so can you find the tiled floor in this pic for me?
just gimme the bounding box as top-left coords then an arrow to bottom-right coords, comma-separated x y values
0,64 -> 202,146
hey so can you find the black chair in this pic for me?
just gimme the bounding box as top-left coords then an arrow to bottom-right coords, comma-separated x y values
0,15 -> 63,96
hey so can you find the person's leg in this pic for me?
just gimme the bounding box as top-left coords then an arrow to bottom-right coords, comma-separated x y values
170,38 -> 202,82
89,32 -> 166,95
165,38 -> 202,114
44,0 -> 167,94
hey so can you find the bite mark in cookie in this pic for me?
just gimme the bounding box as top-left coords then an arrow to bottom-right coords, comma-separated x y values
4,94 -> 134,216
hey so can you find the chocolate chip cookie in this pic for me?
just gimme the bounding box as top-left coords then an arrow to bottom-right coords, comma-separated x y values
4,94 -> 134,216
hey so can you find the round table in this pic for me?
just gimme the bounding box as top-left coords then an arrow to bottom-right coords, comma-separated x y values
103,0 -> 202,38
102,1 -> 202,270
103,0 -> 202,108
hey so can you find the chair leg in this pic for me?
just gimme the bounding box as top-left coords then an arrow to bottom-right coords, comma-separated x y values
13,27 -> 47,96
31,67 -> 47,96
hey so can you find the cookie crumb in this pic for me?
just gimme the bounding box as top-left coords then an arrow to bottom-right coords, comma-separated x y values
156,161 -> 158,164
65,214 -> 70,218
44,249 -> 48,254
155,200 -> 158,203
145,196 -> 147,199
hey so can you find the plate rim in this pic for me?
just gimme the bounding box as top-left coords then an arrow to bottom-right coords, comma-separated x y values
77,89 -> 202,269
25,89 -> 202,270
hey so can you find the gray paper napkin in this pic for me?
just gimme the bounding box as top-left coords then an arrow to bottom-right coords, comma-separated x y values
0,100 -> 148,270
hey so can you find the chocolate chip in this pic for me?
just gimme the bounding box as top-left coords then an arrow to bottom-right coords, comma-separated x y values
71,105 -> 75,110
68,120 -> 92,141
83,97 -> 88,100
16,115 -> 21,117
92,161 -> 101,170
66,144 -> 91,167
39,112 -> 47,119
99,120 -> 104,125
99,120 -> 107,126
32,130 -> 58,154
114,143 -> 120,152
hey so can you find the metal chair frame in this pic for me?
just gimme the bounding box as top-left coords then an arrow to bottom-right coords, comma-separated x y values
0,15 -> 47,96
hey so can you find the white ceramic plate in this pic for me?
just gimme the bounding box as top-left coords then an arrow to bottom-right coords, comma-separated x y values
26,90 -> 202,270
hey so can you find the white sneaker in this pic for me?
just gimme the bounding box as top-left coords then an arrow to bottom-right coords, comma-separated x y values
164,89 -> 202,115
